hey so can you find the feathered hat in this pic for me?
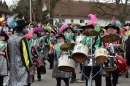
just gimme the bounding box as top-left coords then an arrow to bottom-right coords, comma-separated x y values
7,14 -> 29,29
105,17 -> 122,34
81,14 -> 100,32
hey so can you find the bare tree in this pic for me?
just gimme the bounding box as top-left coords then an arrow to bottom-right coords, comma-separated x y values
92,0 -> 130,24
48,0 -> 73,25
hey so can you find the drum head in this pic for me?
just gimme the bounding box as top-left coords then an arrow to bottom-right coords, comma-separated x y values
72,53 -> 87,63
58,66 -> 74,72
96,56 -> 108,62
104,67 -> 116,71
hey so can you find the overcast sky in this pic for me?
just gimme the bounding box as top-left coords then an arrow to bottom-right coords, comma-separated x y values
5,0 -> 19,6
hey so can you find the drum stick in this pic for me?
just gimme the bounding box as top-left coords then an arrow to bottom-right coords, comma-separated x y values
110,43 -> 115,54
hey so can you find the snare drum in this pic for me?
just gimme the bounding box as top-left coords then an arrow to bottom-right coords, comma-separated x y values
72,43 -> 89,63
103,56 -> 116,71
58,55 -> 75,72
116,55 -> 128,73
95,47 -> 108,62
33,58 -> 43,68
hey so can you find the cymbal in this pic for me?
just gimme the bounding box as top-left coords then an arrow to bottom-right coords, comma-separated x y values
83,30 -> 100,36
60,43 -> 75,51
101,34 -> 120,42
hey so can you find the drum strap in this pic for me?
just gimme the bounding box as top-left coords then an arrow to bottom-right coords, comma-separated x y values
65,33 -> 74,42
54,44 -> 61,52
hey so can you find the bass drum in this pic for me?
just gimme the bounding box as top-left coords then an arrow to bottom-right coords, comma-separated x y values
116,55 -> 128,73
72,43 -> 88,63
95,47 -> 108,62
103,56 -> 116,71
58,55 -> 75,72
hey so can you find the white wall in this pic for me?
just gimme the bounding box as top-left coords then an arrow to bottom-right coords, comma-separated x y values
53,18 -> 111,26
2,14 -> 5,18
1,14 -> 10,18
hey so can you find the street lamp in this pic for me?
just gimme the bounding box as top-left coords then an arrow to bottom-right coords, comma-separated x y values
30,0 -> 32,22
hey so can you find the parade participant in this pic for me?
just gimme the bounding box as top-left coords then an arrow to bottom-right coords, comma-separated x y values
30,31 -> 44,81
0,18 -> 4,32
100,29 -> 104,37
81,24 -> 101,86
65,27 -> 77,83
104,23 -> 122,86
0,32 -> 8,86
64,27 -> 74,43
6,20 -> 34,86
126,36 -> 130,66
63,27 -> 76,83
45,31 -> 56,69
52,34 -> 71,86
38,28 -> 47,60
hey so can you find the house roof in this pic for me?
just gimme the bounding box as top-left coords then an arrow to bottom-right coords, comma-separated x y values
0,2 -> 12,14
45,1 -> 130,20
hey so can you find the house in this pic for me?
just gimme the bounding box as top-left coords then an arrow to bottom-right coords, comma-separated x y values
46,1 -> 130,26
0,1 -> 12,18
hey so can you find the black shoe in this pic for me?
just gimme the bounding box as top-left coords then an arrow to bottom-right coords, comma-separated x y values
65,83 -> 69,86
38,78 -> 41,81
56,84 -> 61,86
70,79 -> 75,83
49,67 -> 53,69
112,83 -> 116,86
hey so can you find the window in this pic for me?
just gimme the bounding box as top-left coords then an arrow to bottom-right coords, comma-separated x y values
59,19 -> 65,23
71,19 -> 73,23
80,19 -> 84,23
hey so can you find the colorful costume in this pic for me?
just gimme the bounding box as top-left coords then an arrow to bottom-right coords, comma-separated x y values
7,33 -> 33,86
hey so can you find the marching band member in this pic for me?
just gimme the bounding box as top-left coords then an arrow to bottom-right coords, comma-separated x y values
52,34 -> 71,86
103,23 -> 122,86
6,20 -> 34,86
63,27 -> 76,83
64,27 -> 75,43
81,24 -> 102,86
125,23 -> 130,69
126,35 -> 130,67
0,33 -> 8,86
38,29 -> 47,60
45,31 -> 56,69
30,31 -> 43,81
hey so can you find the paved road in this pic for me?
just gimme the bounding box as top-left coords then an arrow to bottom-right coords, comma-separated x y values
4,61 -> 130,86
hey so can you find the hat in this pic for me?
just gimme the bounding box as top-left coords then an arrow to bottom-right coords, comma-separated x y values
0,18 -> 4,23
81,14 -> 98,30
15,20 -> 29,28
100,29 -> 104,33
124,23 -> 130,31
62,29 -> 67,33
0,32 -> 9,41
35,28 -> 46,32
50,31 -> 56,35
105,23 -> 120,34
124,23 -> 130,27
56,34 -> 65,40
80,24 -> 95,30
33,31 -> 40,37
65,27 -> 73,32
